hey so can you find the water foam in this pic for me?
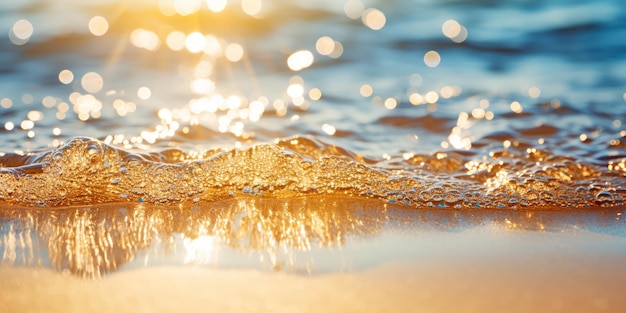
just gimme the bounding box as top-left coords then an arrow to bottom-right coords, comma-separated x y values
0,136 -> 624,208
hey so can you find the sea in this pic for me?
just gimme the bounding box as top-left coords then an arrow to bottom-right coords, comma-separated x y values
0,0 -> 625,279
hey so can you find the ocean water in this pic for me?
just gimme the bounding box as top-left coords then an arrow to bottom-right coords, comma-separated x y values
1,0 -> 626,279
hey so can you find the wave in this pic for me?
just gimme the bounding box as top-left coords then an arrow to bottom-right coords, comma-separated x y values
0,136 -> 624,209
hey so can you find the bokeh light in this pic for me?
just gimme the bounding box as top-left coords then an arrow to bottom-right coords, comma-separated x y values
362,9 -> 386,30
10,19 -> 34,45
81,72 -> 104,94
225,43 -> 244,62
58,70 -> 74,85
424,51 -> 441,67
88,16 -> 109,36
287,50 -> 314,71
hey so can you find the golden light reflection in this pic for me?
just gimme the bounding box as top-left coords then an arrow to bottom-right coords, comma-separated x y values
166,31 -> 186,51
88,16 -> 109,37
10,19 -> 33,45
225,43 -> 244,62
58,70 -> 74,85
344,0 -> 364,19
360,84 -> 373,97
0,197 -> 389,277
242,0 -> 262,16
322,123 -> 336,136
287,50 -> 314,71
1,98 -> 13,109
81,72 -> 104,94
185,32 -> 206,53
308,88 -> 322,101
137,86 -> 152,100
130,29 -> 160,51
315,36 -> 335,56
206,0 -> 227,13
362,8 -> 386,30
424,51 -> 441,68
174,0 -> 202,16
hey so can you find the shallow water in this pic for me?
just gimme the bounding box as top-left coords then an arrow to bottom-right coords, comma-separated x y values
1,0 -> 626,281
0,0 -> 625,209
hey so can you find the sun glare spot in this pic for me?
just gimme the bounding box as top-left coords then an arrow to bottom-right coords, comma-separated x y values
287,84 -> 304,98
130,29 -> 160,51
425,91 -> 439,103
10,19 -> 33,45
424,51 -> 441,67
166,31 -> 186,51
510,101 -> 523,113
322,124 -> 336,136
442,20 -> 461,38
225,43 -> 244,62
309,88 -> 322,100
203,35 -> 222,56
88,16 -> 109,36
315,36 -> 335,56
206,0 -> 227,12
58,69 -> 74,84
528,86 -> 541,98
360,84 -> 373,97
191,78 -> 215,94
175,0 -> 202,16
409,93 -> 423,105
1,98 -> 12,109
242,0 -> 262,16
287,50 -> 314,71
442,20 -> 468,43
81,72 -> 104,94
384,98 -> 397,110
138,87 -> 152,100
186,32 -> 206,53
363,8 -> 386,30
344,0 -> 364,19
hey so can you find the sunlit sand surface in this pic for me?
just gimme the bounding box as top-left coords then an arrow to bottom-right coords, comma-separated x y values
1,197 -> 625,312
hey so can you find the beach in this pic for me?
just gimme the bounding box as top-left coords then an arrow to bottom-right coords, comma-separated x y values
1,0 -> 626,311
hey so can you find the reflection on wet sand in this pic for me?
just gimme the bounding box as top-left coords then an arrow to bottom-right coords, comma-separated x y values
0,196 -> 624,278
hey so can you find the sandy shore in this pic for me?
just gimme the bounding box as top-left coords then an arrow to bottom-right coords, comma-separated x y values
1,254 -> 625,313
1,200 -> 625,312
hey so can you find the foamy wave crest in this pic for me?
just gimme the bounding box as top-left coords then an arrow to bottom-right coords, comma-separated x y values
0,137 -> 624,208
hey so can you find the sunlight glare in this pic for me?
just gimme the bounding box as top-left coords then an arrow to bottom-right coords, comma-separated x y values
206,0 -> 227,12
81,72 -> 104,94
363,9 -> 386,30
186,32 -> 206,53
287,50 -> 314,71
242,0 -> 262,16
225,43 -> 244,62
88,16 -> 109,36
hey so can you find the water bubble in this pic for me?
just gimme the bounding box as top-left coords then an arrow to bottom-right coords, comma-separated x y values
444,191 -> 463,203
595,190 -> 614,203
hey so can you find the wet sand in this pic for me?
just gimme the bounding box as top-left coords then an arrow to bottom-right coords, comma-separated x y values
1,199 -> 625,312
1,248 -> 625,313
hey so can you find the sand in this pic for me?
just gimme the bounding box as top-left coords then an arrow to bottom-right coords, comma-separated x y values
1,200 -> 625,312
